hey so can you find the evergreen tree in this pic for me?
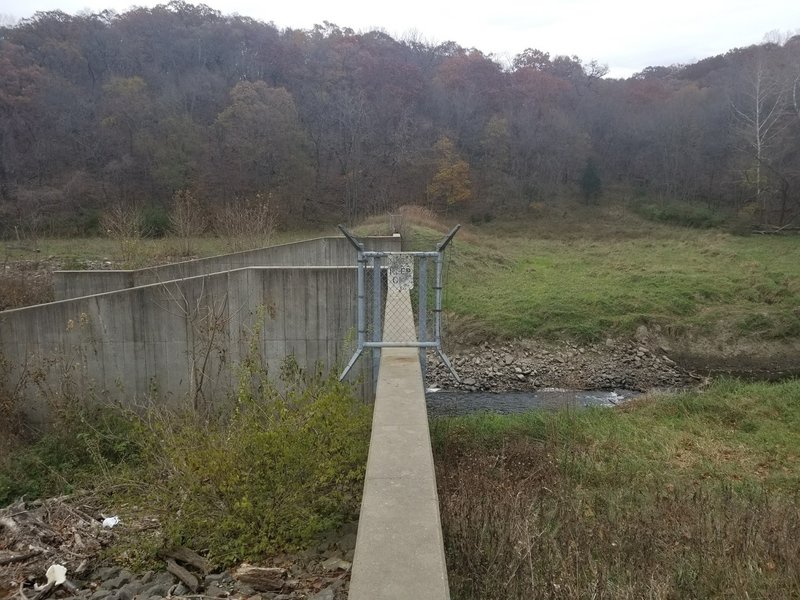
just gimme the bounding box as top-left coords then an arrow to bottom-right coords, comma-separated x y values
579,159 -> 602,203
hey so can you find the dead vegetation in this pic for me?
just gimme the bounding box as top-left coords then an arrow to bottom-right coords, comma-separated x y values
433,377 -> 800,599
436,437 -> 800,599
0,496 -> 116,599
0,261 -> 54,311
211,194 -> 276,252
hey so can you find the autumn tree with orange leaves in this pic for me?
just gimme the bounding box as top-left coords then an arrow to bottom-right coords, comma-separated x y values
427,136 -> 473,212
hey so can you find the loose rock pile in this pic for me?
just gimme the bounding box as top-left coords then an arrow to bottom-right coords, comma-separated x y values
1,499 -> 355,600
427,339 -> 697,392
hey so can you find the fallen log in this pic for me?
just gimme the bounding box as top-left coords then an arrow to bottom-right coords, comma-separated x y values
162,547 -> 210,574
166,559 -> 200,593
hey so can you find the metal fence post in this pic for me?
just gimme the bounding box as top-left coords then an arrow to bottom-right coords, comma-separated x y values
357,252 -> 366,349
339,231 -> 365,382
434,251 -> 442,343
372,255 -> 382,388
418,256 -> 428,379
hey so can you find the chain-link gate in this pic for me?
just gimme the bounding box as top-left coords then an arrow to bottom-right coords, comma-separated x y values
338,225 -> 460,384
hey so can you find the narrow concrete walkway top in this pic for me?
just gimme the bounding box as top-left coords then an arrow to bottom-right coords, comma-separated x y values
348,289 -> 450,600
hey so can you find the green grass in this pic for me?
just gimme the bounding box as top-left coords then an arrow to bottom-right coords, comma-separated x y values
0,406 -> 145,504
633,200 -> 728,229
432,378 -> 800,490
432,378 -> 800,599
430,206 -> 800,342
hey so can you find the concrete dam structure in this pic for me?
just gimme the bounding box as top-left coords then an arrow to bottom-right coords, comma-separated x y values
1,235 -> 399,424
1,232 -> 450,600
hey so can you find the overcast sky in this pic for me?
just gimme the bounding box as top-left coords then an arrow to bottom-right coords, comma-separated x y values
2,0 -> 799,78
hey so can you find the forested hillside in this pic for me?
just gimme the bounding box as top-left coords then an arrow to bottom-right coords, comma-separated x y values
0,1 -> 798,234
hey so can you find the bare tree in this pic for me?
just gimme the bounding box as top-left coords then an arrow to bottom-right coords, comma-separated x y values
169,189 -> 206,256
211,193 -> 277,252
154,277 -> 232,415
100,203 -> 145,265
731,58 -> 790,221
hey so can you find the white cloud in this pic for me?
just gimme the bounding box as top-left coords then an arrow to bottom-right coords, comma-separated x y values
4,0 -> 799,76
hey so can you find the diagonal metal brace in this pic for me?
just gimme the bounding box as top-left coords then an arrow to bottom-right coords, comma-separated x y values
338,224 -> 365,251
436,348 -> 461,383
436,224 -> 461,252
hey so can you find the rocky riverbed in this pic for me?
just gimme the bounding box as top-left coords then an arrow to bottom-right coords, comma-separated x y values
426,336 -> 699,392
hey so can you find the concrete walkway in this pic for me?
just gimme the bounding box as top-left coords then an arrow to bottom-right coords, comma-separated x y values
348,289 -> 450,600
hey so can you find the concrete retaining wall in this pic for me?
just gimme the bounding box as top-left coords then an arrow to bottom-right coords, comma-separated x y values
54,236 -> 400,300
349,288 -> 450,600
1,267 -> 369,425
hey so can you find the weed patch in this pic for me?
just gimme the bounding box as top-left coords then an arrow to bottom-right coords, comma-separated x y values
0,405 -> 145,505
1,357 -> 371,567
127,360 -> 371,564
0,267 -> 53,310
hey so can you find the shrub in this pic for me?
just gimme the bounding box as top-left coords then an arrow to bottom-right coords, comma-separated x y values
579,158 -> 602,202
634,201 -> 726,229
169,190 -> 206,256
135,357 -> 371,564
141,205 -> 171,238
100,204 -> 146,265
211,193 -> 277,252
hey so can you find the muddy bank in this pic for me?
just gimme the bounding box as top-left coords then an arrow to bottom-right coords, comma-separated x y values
667,343 -> 800,381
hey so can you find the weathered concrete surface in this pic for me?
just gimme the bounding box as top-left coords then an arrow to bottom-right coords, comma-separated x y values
54,236 -> 400,300
4,234 -> 402,425
1,267 -> 369,425
349,289 -> 450,600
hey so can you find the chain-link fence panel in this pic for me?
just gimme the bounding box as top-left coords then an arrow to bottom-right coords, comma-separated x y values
364,254 -> 437,344
338,226 -> 461,385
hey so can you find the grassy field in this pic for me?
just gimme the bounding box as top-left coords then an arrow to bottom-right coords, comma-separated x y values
0,229 -> 329,310
432,378 -> 800,599
1,228 -> 327,268
387,204 -> 800,597
446,209 -> 800,343
7,203 -> 800,347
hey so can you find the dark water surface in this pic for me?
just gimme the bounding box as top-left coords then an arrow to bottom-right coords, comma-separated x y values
425,389 -> 640,417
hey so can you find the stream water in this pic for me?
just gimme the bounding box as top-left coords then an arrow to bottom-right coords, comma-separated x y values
425,388 -> 640,417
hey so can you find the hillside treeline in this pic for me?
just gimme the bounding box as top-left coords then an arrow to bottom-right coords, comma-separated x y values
0,1 -> 798,234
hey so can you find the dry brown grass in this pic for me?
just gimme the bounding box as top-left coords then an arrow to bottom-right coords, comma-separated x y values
358,205 -> 481,247
0,266 -> 53,310
395,204 -> 444,234
436,437 -> 800,600
358,205 -> 447,237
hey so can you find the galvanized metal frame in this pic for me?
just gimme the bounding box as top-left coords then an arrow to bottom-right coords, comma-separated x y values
338,225 -> 460,384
